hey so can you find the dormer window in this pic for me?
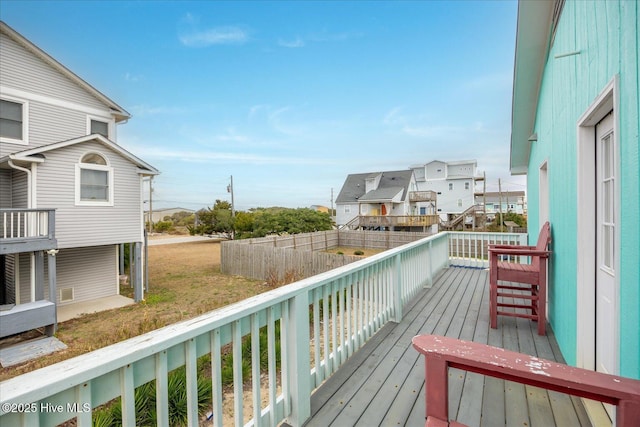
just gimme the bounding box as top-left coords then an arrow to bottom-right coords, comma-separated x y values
75,152 -> 114,206
0,97 -> 29,145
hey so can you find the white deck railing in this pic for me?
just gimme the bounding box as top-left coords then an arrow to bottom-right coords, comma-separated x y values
1,208 -> 55,240
0,231 -> 525,427
448,231 -> 527,268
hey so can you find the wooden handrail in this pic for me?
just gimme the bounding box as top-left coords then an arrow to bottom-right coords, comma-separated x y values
412,335 -> 640,427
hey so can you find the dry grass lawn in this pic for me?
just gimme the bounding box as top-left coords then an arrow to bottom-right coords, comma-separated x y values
0,240 -> 265,381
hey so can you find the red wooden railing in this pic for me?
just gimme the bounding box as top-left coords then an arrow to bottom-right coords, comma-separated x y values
412,335 -> 640,427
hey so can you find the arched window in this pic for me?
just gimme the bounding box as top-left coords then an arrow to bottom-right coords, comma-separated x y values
75,152 -> 114,206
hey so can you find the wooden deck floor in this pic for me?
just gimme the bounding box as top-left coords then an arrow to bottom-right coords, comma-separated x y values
302,267 -> 593,427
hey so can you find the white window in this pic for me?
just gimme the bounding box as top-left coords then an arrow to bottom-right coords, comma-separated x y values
465,182 -> 470,190
0,97 -> 29,145
458,199 -> 463,207
75,152 -> 114,206
344,205 -> 351,213
87,115 -> 112,138
449,183 -> 454,191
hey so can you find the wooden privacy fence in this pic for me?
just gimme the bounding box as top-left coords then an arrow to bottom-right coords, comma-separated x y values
221,230 -> 433,281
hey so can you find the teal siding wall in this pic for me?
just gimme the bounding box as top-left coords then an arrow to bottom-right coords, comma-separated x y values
527,0 -> 639,378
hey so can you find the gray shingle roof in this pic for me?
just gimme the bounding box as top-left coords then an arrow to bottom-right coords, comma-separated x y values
335,170 -> 413,203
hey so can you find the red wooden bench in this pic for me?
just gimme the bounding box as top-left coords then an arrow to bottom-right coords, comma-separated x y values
489,221 -> 551,335
412,335 -> 640,427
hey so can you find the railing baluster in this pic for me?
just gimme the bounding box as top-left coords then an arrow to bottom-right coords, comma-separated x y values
363,268 -> 370,341
186,338 -> 198,427
251,313 -> 262,426
322,283 -> 331,377
280,301 -> 291,417
155,350 -> 169,427
331,282 -> 337,374
267,307 -> 277,427
120,364 -> 135,426
313,288 -> 322,386
75,382 -> 91,427
337,279 -> 345,366
211,330 -> 223,427
346,276 -> 353,358
232,320 -> 243,426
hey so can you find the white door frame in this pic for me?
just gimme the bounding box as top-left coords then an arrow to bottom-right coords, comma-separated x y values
576,75 -> 620,373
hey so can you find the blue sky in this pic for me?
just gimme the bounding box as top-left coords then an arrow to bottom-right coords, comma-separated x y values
2,0 -> 525,211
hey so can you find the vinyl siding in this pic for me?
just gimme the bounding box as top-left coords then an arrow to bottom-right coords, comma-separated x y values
11,170 -> 28,209
0,170 -> 11,208
335,203 -> 359,227
0,31 -> 106,111
27,100 -> 89,146
36,140 -> 143,248
50,246 -> 118,305
0,31 -> 115,157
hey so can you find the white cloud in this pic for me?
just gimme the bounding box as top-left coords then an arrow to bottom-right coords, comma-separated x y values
383,106 -> 405,125
129,105 -> 188,117
124,72 -> 143,82
122,143 -> 329,166
309,30 -> 364,42
178,14 -> 249,47
278,36 -> 305,48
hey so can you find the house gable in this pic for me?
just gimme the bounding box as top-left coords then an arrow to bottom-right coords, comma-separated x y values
0,21 -> 129,121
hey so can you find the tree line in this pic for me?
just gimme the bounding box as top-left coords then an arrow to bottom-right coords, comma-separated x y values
188,200 -> 333,239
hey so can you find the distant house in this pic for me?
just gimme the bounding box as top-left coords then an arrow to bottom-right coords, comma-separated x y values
0,22 -> 159,337
410,160 -> 480,221
509,0 -> 639,400
146,207 -> 194,224
476,191 -> 526,217
309,205 -> 330,214
335,170 -> 437,231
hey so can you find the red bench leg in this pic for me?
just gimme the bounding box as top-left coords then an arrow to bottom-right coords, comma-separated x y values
537,262 -> 547,336
490,257 -> 498,329
425,356 -> 449,423
618,400 -> 640,427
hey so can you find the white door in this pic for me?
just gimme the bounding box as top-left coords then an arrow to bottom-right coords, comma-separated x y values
595,111 -> 617,418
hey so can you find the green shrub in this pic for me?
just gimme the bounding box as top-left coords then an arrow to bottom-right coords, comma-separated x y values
154,221 -> 173,233
354,250 -> 364,255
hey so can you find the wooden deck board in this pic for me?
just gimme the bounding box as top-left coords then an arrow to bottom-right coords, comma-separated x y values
303,267 -> 592,427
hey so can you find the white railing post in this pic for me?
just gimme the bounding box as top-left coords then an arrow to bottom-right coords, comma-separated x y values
285,292 -> 311,426
426,240 -> 433,288
393,254 -> 403,322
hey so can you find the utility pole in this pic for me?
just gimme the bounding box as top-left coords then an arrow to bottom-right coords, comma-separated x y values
148,177 -> 154,233
330,188 -> 334,218
228,175 -> 235,217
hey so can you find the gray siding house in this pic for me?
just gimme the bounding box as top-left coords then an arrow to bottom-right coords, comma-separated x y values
335,170 -> 421,228
0,21 -> 159,338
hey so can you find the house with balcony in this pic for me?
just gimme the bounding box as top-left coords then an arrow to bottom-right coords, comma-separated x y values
510,0 -> 640,421
335,169 -> 438,232
476,190 -> 527,218
0,21 -> 159,339
410,159 -> 482,222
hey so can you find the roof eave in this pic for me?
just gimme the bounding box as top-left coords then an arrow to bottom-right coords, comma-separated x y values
509,1 -> 555,175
